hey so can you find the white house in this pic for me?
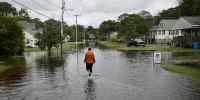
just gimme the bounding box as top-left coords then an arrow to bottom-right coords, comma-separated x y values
109,32 -> 118,41
171,16 -> 200,47
172,16 -> 200,40
19,21 -> 37,47
150,19 -> 178,44
23,30 -> 37,47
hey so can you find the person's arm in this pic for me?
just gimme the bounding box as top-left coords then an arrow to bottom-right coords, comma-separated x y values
93,53 -> 95,63
84,53 -> 87,63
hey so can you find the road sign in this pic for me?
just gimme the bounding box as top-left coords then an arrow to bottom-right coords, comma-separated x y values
154,51 -> 161,64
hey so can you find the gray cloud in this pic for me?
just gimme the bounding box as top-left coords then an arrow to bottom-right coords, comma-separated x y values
1,0 -> 178,28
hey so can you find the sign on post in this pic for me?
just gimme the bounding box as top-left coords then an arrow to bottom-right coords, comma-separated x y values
154,51 -> 161,64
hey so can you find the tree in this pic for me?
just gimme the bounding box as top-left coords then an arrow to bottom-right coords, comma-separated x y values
0,2 -> 17,17
118,13 -> 129,21
159,7 -> 178,18
138,10 -> 154,26
86,26 -> 95,40
18,8 -> 31,21
29,18 -> 44,29
118,13 -> 150,40
0,16 -> 24,55
99,20 -> 117,40
35,19 -> 60,54
71,24 -> 85,41
158,0 -> 200,19
180,0 -> 200,16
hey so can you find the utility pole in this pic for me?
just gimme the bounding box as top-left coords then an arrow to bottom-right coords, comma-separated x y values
74,14 -> 81,53
61,0 -> 73,57
61,0 -> 64,56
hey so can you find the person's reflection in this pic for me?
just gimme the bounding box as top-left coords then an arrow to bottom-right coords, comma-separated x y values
84,78 -> 97,100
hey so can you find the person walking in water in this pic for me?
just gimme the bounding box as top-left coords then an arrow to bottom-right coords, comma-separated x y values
84,47 -> 95,76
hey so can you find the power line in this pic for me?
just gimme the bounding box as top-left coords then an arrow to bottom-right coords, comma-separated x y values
43,0 -> 61,9
31,0 -> 50,12
12,0 -> 52,19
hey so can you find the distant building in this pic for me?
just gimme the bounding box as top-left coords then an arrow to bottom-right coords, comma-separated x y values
88,34 -> 96,42
109,32 -> 118,42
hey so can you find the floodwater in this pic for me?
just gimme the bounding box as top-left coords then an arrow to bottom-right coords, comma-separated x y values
0,43 -> 200,100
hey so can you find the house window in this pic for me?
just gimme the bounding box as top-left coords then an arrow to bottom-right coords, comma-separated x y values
158,30 -> 161,35
169,30 -> 177,35
26,39 -> 30,44
162,30 -> 165,35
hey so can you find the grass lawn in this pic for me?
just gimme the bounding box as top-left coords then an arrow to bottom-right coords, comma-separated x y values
25,42 -> 82,52
163,65 -> 200,80
99,41 -> 200,52
99,41 -> 126,48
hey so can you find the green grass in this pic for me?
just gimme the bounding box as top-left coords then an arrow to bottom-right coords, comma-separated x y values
25,42 -> 82,52
24,47 -> 43,52
99,41 -> 200,52
163,65 -> 200,80
99,41 -> 126,48
63,42 -> 82,50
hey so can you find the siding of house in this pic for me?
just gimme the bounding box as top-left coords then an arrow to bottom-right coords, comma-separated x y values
24,30 -> 37,47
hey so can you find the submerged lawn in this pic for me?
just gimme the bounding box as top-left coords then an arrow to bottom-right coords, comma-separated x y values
0,65 -> 9,72
163,66 -> 200,80
0,61 -> 9,72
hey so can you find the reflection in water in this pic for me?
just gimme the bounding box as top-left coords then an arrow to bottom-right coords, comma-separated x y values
1,47 -> 200,100
0,56 -> 26,79
84,78 -> 97,100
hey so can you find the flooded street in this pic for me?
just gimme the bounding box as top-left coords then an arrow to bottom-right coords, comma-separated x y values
0,44 -> 200,100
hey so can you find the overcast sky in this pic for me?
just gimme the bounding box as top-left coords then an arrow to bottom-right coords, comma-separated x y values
1,0 -> 178,28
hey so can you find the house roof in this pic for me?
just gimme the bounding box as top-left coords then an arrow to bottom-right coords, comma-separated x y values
150,19 -> 178,31
150,25 -> 165,31
159,19 -> 178,30
172,16 -> 200,30
19,21 -> 36,30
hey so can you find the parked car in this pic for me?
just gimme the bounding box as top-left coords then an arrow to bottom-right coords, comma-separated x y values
128,38 -> 145,47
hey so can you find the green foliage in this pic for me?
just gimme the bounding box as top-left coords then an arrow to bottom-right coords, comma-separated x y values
29,18 -> 44,29
163,66 -> 200,80
138,10 -> 154,26
18,8 -> 31,21
35,19 -> 60,53
158,0 -> 200,18
118,14 -> 150,38
0,16 -> 24,55
71,24 -> 85,41
180,0 -> 200,16
86,26 -> 96,40
0,2 -> 17,17
99,20 -> 119,40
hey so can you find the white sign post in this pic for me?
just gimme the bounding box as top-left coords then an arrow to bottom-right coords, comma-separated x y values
154,51 -> 161,64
